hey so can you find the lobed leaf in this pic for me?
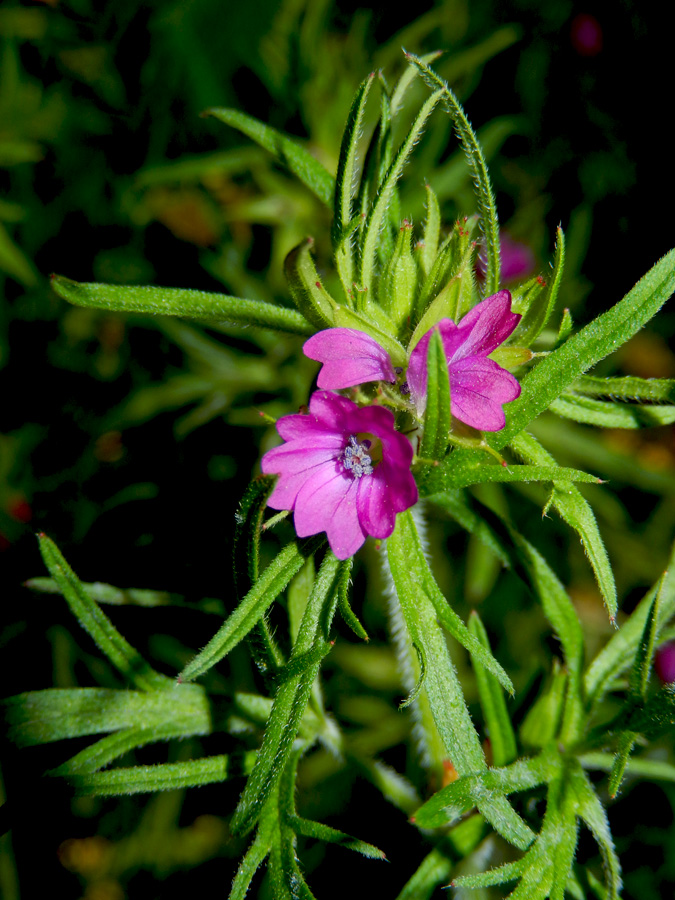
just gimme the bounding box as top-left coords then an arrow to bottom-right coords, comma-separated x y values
204,107 -> 334,207
51,276 -> 314,335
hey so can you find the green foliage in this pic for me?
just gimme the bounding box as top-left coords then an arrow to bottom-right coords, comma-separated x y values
4,18 -> 675,900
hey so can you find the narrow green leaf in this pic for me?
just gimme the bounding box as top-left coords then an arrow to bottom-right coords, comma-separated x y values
385,512 -> 484,774
67,753 -> 257,796
550,393 -> 675,428
231,551 -> 341,835
359,90 -> 442,293
468,612 -> 517,766
519,660 -> 568,750
25,577 -> 176,609
290,816 -> 386,860
419,329 -> 451,463
607,731 -> 637,799
413,750 -> 555,830
585,539 -> 675,707
37,534 -> 173,692
570,765 -> 622,900
573,374 -> 675,402
52,724 -> 195,776
514,226 -> 565,348
452,857 -> 527,889
549,774 -> 581,900
284,238 -> 337,328
422,457 -> 601,494
179,536 -> 324,684
333,74 -> 376,248
623,684 -> 675,739
486,246 -> 675,449
580,751 -> 675,783
406,53 -> 500,295
395,847 -> 453,900
229,815 -> 274,900
204,107 -> 334,207
335,556 -> 367,640
509,431 -> 617,623
233,476 -> 285,676
420,183 -> 441,277
51,276 -> 314,335
3,685 -> 210,747
630,591 -> 661,700
555,308 -> 573,347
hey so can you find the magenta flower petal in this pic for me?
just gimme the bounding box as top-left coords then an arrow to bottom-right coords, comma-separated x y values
407,291 -> 521,430
450,356 -> 521,431
261,390 -> 417,559
303,328 -> 397,389
450,291 -> 521,360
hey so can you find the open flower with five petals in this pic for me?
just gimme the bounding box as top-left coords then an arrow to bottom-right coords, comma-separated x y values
261,390 -> 418,559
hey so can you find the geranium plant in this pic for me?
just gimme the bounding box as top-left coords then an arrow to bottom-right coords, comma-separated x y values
5,51 -> 675,899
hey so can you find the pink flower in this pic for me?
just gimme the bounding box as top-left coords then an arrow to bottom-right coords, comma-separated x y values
303,291 -> 522,432
655,643 -> 675,684
261,391 -> 417,559
477,234 -> 536,284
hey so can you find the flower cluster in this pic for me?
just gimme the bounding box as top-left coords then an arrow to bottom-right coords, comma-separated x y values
261,290 -> 522,558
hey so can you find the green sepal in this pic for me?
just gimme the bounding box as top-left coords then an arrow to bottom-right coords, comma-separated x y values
204,107 -> 334,207
419,329 -> 451,463
555,308 -> 574,347
51,276 -> 314,335
379,220 -> 418,332
284,238 -> 337,328
519,660 -> 568,750
420,183 -> 441,277
332,304 -> 407,367
37,534 -> 173,692
490,345 -> 533,368
409,236 -> 476,350
514,226 -> 565,348
468,611 -> 517,766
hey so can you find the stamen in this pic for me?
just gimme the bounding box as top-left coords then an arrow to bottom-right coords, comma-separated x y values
342,435 -> 374,477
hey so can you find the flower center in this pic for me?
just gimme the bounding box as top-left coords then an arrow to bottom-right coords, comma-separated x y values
342,435 -> 374,478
